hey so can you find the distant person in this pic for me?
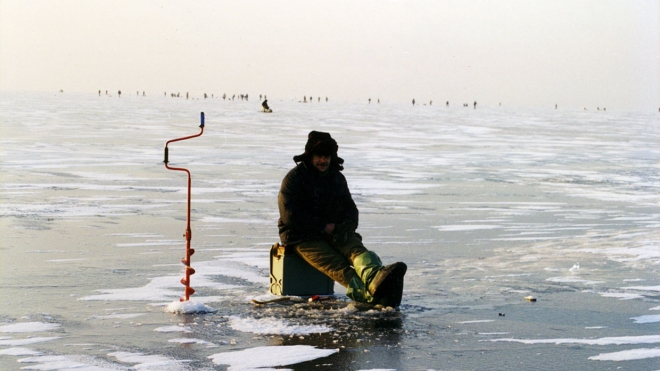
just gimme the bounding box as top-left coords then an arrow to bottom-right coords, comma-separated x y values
412,99 -> 415,106
446,101 -> 449,107
118,90 -> 121,97
555,104 -> 557,109
474,101 -> 477,109
98,90 -> 101,96
262,99 -> 271,112
430,100 -> 432,106
369,98 -> 371,104
326,97 -> 328,102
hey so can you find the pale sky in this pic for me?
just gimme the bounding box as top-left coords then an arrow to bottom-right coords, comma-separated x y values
1,0 -> 658,109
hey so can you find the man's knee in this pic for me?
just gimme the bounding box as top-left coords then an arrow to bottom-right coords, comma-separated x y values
338,235 -> 369,262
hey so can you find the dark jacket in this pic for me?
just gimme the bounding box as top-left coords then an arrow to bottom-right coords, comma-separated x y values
278,161 -> 358,246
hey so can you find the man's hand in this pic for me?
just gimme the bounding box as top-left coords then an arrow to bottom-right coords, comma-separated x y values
331,220 -> 357,247
324,223 -> 336,234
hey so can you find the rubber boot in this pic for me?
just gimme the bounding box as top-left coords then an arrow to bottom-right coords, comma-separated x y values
353,251 -> 407,307
345,275 -> 373,303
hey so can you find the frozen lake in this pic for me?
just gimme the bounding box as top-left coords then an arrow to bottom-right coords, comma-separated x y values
1,91 -> 658,370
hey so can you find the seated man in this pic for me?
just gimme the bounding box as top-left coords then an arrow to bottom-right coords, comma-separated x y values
262,99 -> 271,112
277,131 -> 406,307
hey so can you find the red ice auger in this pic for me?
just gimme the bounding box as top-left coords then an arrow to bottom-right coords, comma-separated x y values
164,112 -> 205,301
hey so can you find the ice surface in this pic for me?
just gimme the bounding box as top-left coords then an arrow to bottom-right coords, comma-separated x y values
489,335 -> 660,345
154,326 -> 192,333
1,92 -> 658,370
208,345 -> 338,369
228,316 -> 333,335
630,315 -> 660,324
588,347 -> 660,361
164,300 -> 217,314
0,322 -> 60,333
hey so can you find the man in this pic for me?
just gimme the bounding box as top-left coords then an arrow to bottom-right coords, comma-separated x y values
262,99 -> 271,112
277,131 -> 407,307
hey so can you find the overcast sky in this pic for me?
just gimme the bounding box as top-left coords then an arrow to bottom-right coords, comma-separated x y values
1,0 -> 658,109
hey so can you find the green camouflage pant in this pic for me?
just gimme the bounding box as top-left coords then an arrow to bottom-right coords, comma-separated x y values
292,235 -> 368,287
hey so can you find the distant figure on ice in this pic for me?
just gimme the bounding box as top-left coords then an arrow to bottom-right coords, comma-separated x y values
430,100 -> 433,106
262,99 -> 272,113
473,101 -> 477,109
278,131 -> 407,307
412,99 -> 415,106
369,98 -> 371,104
446,101 -> 449,107
118,90 -> 121,97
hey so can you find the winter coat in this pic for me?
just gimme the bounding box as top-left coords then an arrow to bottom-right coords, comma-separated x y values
278,161 -> 358,246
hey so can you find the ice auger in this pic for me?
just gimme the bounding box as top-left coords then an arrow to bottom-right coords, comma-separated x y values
164,112 -> 205,301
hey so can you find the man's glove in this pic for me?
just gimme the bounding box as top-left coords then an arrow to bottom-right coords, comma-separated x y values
331,220 -> 357,247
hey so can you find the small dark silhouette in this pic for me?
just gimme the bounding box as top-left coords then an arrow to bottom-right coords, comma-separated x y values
446,101 -> 449,107
412,99 -> 415,106
474,101 -> 477,109
262,99 -> 272,112
118,90 -> 121,97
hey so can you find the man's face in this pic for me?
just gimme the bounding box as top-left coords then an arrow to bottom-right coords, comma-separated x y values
312,154 -> 331,173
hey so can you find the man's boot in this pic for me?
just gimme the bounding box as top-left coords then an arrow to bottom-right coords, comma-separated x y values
345,275 -> 373,303
353,251 -> 407,307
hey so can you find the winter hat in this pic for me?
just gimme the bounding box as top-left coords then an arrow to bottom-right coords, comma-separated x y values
293,131 -> 344,169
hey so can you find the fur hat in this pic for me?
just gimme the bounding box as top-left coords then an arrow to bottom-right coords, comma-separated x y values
293,131 -> 344,170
